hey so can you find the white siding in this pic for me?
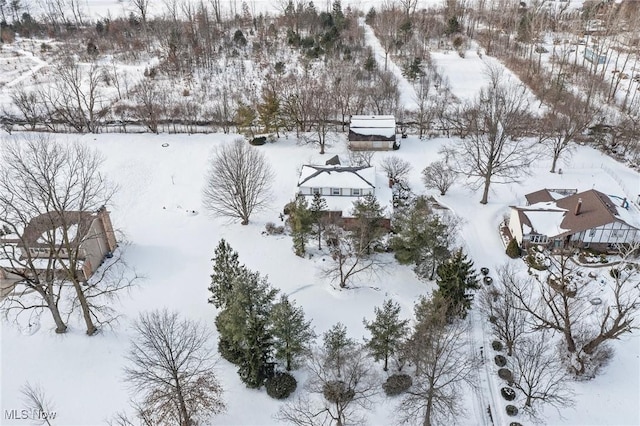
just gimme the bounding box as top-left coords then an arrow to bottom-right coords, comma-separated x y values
570,221 -> 640,245
509,209 -> 524,245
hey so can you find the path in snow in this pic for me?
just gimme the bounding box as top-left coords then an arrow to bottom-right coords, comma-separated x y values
360,19 -> 419,111
2,45 -> 49,89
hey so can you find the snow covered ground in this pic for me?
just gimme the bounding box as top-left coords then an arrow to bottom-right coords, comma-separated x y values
1,4 -> 639,425
0,131 -> 638,426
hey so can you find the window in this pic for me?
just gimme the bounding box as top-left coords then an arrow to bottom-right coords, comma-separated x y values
529,235 -> 548,244
311,188 -> 321,195
351,188 -> 361,196
331,188 -> 341,196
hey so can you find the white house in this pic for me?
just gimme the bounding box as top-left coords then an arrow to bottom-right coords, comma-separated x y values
296,165 -> 392,222
348,115 -> 397,151
508,189 -> 640,252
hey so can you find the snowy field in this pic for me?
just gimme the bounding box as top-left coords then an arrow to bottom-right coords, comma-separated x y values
0,0 -> 639,423
0,130 -> 638,425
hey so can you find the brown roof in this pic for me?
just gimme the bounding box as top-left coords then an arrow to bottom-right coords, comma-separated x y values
517,189 -> 636,238
21,211 -> 95,247
555,190 -> 622,237
525,189 -> 556,205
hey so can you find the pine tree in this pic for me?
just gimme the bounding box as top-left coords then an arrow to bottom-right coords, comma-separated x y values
257,86 -> 281,136
215,268 -> 278,387
323,322 -> 356,377
363,299 -> 409,371
234,102 -> 257,138
434,249 -> 479,318
271,295 -> 316,371
289,196 -> 313,257
309,193 -> 328,249
391,197 -> 453,280
350,193 -> 386,254
208,239 -> 242,309
506,238 -> 522,258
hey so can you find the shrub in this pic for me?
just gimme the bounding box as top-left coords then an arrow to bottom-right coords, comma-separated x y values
483,276 -> 494,285
498,368 -> 513,383
250,136 -> 267,146
265,222 -> 284,235
382,374 -> 413,396
609,268 -> 620,279
501,387 -> 516,401
510,423 -> 523,426
265,372 -> 297,400
505,405 -> 518,416
492,341 -> 503,351
495,355 -> 507,367
506,238 -> 521,258
217,337 -> 243,365
323,381 -> 355,403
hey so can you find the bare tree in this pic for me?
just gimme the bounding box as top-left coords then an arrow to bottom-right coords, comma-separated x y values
398,295 -> 477,426
348,150 -> 375,167
537,107 -> 592,173
124,309 -> 226,426
502,248 -> 640,377
277,337 -> 378,425
203,139 -> 274,225
479,264 -> 528,356
322,225 -> 385,289
509,331 -> 575,419
132,78 -> 163,134
422,160 -> 457,196
380,156 -> 412,186
0,135 -> 128,335
445,76 -> 535,204
131,0 -> 150,24
46,58 -> 109,133
8,88 -> 44,130
20,382 -> 55,426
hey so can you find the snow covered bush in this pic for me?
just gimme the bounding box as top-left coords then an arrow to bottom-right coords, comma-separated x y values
498,368 -> 513,383
495,355 -> 507,367
382,374 -> 413,396
266,372 -> 297,400
505,405 -> 518,416
501,387 -> 516,401
323,380 -> 355,403
492,340 -> 504,351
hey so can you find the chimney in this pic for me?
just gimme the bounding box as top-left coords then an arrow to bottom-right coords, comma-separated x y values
621,197 -> 627,208
574,198 -> 583,215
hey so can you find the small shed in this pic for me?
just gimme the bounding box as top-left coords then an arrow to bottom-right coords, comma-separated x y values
348,115 -> 397,151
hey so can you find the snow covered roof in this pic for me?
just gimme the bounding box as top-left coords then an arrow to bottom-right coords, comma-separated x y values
298,165 -> 375,189
525,188 -> 577,205
349,115 -> 396,140
513,189 -> 640,238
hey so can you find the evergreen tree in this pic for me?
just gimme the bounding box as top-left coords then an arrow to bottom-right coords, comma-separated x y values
391,197 -> 453,280
506,237 -> 521,258
208,239 -> 242,309
234,102 -> 257,137
215,268 -> 278,388
309,192 -> 328,249
289,196 -> 313,257
350,193 -> 386,254
257,86 -> 281,136
271,294 -> 316,371
363,299 -> 409,371
323,322 -> 356,377
434,249 -> 479,318
332,0 -> 345,29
